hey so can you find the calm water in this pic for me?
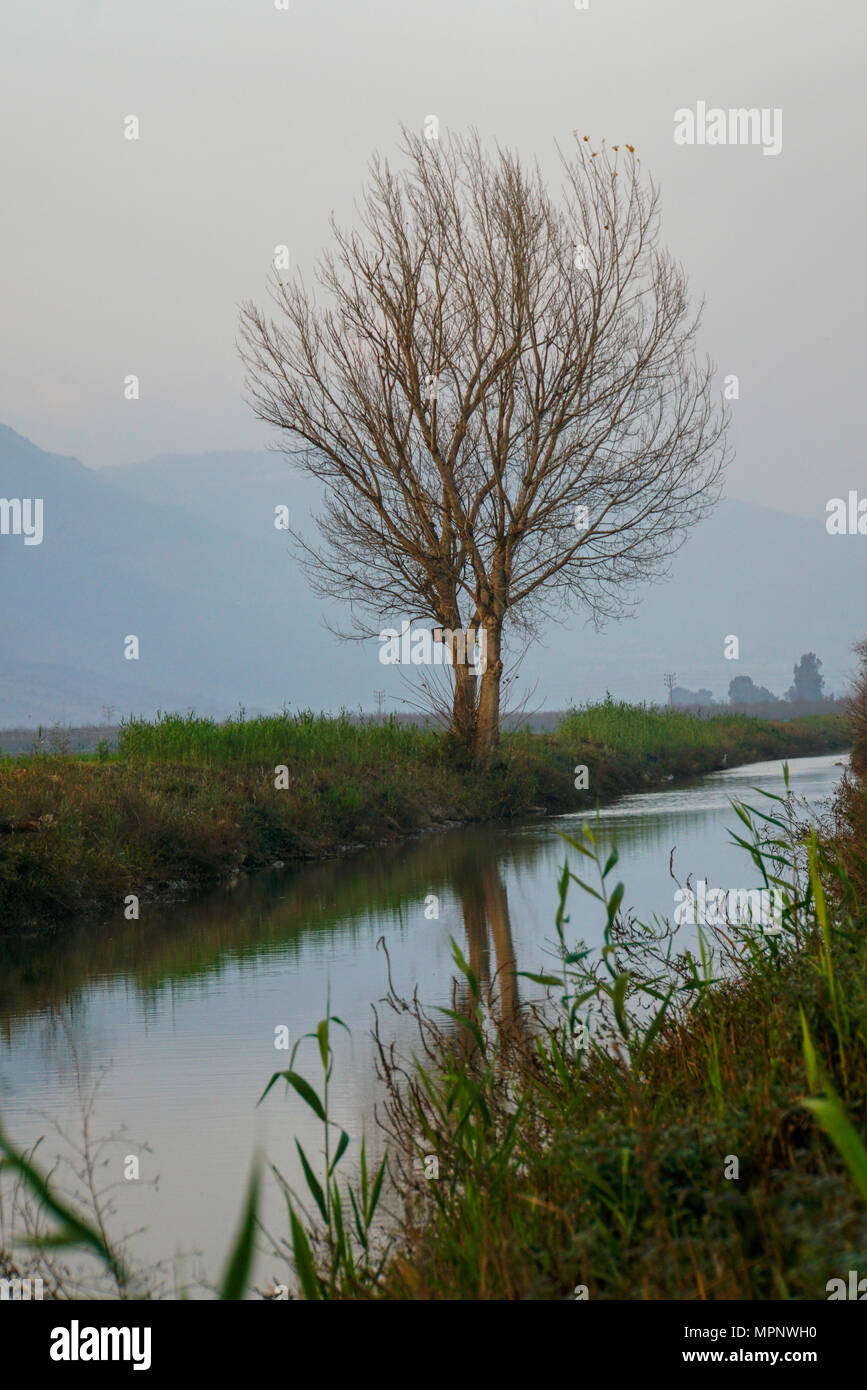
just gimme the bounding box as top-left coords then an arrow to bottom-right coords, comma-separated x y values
0,751 -> 847,1293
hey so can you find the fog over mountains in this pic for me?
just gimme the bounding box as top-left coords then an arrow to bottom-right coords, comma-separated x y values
0,423 -> 862,727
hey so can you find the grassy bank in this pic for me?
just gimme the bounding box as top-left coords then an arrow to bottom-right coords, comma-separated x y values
0,704 -> 849,932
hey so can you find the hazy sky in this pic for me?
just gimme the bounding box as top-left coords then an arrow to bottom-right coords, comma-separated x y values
1,0 -> 864,522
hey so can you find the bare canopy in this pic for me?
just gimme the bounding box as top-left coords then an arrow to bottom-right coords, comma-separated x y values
239,128 -> 728,757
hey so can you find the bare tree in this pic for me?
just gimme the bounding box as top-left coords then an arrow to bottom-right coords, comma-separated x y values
239,128 -> 728,759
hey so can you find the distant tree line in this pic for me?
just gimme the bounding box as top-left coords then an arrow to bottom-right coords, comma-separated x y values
673,652 -> 843,716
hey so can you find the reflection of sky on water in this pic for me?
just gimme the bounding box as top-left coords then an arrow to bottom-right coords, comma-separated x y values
0,752 -> 847,1289
502,754 -> 846,961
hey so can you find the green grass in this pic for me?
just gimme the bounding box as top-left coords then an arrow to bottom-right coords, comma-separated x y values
116,709 -> 438,766
114,702 -> 847,768
561,696 -> 845,761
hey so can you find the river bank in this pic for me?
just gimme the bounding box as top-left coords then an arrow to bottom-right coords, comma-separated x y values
0,704 -> 849,933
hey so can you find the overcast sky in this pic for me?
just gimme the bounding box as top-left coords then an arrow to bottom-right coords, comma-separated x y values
1,0 -> 864,523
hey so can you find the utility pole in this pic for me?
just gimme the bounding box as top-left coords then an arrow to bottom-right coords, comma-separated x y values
664,673 -> 677,708
373,690 -> 385,724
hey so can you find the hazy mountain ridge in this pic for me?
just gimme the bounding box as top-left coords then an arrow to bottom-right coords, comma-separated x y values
1,424 -> 862,724
0,425 -> 326,724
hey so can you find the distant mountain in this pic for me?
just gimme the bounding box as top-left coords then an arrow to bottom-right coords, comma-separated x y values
1,423 -> 864,724
0,425 -> 332,724
99,447 -> 319,542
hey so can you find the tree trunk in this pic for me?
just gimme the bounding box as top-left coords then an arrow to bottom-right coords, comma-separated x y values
451,661 -> 477,748
474,618 -> 503,762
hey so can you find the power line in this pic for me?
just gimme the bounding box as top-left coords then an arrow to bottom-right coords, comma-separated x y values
663,673 -> 677,707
